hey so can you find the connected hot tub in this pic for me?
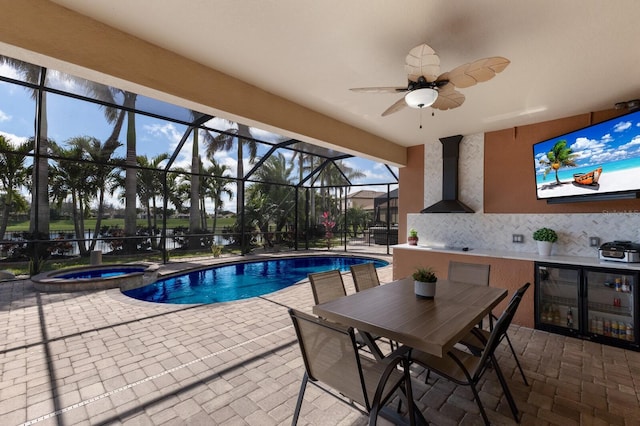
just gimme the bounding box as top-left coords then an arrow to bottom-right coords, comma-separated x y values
32,264 -> 158,292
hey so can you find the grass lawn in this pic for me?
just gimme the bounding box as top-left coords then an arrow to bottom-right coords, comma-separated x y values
6,217 -> 236,233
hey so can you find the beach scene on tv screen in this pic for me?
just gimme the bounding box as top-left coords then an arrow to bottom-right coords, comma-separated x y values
534,111 -> 640,199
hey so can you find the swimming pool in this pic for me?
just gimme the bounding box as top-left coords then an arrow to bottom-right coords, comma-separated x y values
123,255 -> 388,304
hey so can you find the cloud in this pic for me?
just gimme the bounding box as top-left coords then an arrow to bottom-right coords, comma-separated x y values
0,130 -> 29,146
0,109 -> 11,122
619,134 -> 640,151
570,137 -> 605,151
614,121 -> 632,132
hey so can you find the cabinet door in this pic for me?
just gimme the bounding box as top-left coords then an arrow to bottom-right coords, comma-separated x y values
536,264 -> 580,331
585,269 -> 635,343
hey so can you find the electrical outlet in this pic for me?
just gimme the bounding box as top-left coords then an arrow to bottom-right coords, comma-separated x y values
512,234 -> 524,243
589,237 -> 600,247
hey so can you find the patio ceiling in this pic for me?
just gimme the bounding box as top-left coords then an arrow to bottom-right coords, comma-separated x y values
1,1 -> 640,166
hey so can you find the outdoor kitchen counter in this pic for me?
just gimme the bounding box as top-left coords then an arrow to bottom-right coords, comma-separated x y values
393,243 -> 640,271
392,244 -> 640,328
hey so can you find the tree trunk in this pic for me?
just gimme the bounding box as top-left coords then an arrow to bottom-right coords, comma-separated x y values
123,93 -> 138,252
31,93 -> 49,235
91,108 -> 126,251
76,193 -> 87,256
90,189 -> 106,251
0,190 -> 13,240
189,129 -> 201,249
151,196 -> 158,249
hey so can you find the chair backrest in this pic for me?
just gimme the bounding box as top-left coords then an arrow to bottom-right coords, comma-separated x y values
508,281 -> 531,305
350,263 -> 380,292
309,270 -> 347,305
289,309 -> 369,408
473,282 -> 530,380
448,261 -> 490,286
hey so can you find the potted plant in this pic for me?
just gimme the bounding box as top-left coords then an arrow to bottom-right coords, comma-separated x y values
413,266 -> 437,298
408,228 -> 419,245
533,227 -> 558,256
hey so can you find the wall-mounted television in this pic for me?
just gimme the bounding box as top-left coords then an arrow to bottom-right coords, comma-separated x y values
533,109 -> 640,203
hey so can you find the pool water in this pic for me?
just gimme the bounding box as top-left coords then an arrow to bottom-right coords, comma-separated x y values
123,256 -> 388,304
58,267 -> 146,279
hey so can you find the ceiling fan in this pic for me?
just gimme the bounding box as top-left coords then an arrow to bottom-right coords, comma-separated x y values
350,43 -> 510,116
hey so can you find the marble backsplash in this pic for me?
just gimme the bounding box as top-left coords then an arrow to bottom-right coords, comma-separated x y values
407,211 -> 640,257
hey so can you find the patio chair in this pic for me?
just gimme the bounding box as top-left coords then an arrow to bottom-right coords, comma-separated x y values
309,269 -> 389,358
448,261 -> 491,329
288,309 -> 416,426
448,260 -> 491,287
308,269 -> 347,305
350,262 -> 380,292
409,289 -> 524,425
460,282 -> 531,385
350,263 -> 397,351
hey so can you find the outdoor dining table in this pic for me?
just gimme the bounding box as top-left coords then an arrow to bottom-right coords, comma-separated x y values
312,277 -> 508,424
312,276 -> 508,359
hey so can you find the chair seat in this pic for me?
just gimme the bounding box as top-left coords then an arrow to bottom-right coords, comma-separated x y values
360,356 -> 405,404
410,347 -> 482,384
459,328 -> 489,353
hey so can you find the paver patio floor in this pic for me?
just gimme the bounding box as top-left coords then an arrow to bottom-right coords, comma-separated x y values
1,252 -> 640,425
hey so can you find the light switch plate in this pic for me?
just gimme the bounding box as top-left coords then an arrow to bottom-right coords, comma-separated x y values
512,234 -> 524,243
589,237 -> 600,247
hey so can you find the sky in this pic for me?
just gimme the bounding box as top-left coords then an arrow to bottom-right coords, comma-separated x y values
0,62 -> 398,213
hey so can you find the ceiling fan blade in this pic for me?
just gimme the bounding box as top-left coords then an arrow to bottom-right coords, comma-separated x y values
445,56 -> 510,88
381,97 -> 408,116
349,86 -> 407,93
405,43 -> 440,83
432,87 -> 465,110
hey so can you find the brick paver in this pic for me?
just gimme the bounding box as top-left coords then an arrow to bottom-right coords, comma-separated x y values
1,252 -> 639,425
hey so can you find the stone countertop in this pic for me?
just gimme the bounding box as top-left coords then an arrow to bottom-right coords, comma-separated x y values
393,243 -> 640,271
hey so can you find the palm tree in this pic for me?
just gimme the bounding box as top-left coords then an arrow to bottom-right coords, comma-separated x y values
166,169 -> 190,215
136,153 -> 169,249
202,162 -> 234,236
539,139 -> 578,185
49,141 -> 94,256
71,136 -> 123,250
204,123 -> 258,215
79,80 -> 137,251
249,153 -> 296,238
0,136 -> 31,239
204,122 -> 258,253
0,56 -> 50,235
189,126 -> 201,245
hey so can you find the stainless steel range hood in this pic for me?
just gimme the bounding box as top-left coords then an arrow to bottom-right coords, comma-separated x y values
421,135 -> 474,213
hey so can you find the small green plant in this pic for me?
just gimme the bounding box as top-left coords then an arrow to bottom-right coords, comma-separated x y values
409,228 -> 418,238
412,266 -> 437,283
533,227 -> 558,242
211,244 -> 223,258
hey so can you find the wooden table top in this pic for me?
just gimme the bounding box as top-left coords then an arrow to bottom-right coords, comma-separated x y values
313,277 -> 508,357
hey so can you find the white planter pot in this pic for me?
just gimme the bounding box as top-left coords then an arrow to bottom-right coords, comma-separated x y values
537,241 -> 553,256
415,280 -> 436,298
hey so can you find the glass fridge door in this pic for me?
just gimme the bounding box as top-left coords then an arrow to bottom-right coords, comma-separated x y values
585,269 -> 635,343
536,264 -> 580,331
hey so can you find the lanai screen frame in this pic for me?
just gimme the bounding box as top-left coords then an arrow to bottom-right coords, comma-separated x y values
0,55 -> 398,272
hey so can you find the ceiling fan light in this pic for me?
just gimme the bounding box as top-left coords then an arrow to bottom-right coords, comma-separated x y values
405,88 -> 438,108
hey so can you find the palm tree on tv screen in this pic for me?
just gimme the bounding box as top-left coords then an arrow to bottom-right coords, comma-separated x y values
539,139 -> 578,185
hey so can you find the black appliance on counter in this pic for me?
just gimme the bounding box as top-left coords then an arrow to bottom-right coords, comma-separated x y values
599,241 -> 640,263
